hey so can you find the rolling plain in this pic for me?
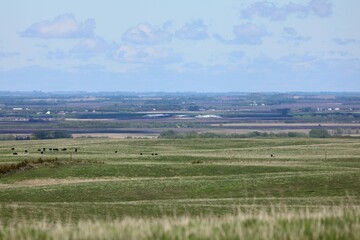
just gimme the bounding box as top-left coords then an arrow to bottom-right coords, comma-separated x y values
0,137 -> 359,239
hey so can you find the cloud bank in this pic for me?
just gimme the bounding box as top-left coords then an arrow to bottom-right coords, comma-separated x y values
333,38 -> 360,45
21,13 -> 95,38
122,23 -> 172,45
241,0 -> 332,21
175,19 -> 209,40
112,46 -> 181,64
70,37 -> 112,59
283,27 -> 310,41
215,23 -> 269,45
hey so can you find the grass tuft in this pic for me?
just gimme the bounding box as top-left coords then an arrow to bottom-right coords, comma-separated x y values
191,160 -> 203,164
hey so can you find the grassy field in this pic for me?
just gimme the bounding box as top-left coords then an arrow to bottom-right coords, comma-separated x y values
0,137 -> 359,239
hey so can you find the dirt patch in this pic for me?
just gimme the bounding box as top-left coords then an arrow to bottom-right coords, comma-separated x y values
0,178 -> 118,189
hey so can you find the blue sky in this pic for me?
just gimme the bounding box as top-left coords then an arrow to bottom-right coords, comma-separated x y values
0,0 -> 359,92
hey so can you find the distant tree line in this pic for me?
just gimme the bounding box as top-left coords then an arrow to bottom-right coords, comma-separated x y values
158,130 -> 308,139
0,135 -> 30,141
159,128 -> 355,139
291,113 -> 359,123
32,130 -> 72,140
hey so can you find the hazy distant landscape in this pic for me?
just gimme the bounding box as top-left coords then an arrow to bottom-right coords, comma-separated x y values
0,92 -> 359,138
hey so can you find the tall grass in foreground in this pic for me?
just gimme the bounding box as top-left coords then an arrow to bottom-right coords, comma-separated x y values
0,205 -> 359,240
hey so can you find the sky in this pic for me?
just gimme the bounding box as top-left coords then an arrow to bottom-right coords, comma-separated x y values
0,0 -> 359,92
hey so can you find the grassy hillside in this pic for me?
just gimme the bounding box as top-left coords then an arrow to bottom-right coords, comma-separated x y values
0,138 -> 359,239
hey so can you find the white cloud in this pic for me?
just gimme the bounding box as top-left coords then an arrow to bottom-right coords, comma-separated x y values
241,1 -> 307,21
215,23 -> 269,45
283,27 -> 310,42
241,0 -> 332,21
279,54 -> 318,70
122,23 -> 172,45
112,46 -> 181,64
21,13 -> 95,38
46,37 -> 113,60
175,19 -> 209,40
308,0 -> 332,18
70,37 -> 113,59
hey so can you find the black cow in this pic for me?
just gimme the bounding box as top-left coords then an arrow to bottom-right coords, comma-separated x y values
13,152 -> 18,155
11,148 -> 15,150
75,148 -> 78,153
115,151 -> 118,153
24,150 -> 28,153
271,154 -> 274,157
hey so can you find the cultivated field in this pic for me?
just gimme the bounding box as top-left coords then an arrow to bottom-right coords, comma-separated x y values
0,137 -> 359,239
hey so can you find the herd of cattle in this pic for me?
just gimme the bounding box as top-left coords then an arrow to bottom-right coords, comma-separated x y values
10,148 -> 158,156
9,149 -> 276,158
9,148 -> 275,157
11,147 -> 78,155
10,148 -> 277,158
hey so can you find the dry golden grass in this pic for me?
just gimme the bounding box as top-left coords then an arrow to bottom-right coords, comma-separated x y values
1,205 -> 359,240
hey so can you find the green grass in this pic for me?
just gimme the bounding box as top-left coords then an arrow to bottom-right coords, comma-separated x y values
0,137 -> 359,239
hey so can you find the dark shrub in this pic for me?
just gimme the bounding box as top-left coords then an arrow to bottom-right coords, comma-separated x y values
309,128 -> 331,138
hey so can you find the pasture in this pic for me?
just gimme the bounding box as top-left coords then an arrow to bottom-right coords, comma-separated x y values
0,137 -> 359,239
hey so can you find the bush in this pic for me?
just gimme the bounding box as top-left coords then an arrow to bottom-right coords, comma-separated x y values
159,130 -> 177,138
288,132 -> 307,138
0,135 -> 16,141
309,128 -> 331,138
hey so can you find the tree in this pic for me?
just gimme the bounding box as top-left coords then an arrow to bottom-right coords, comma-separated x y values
32,130 -> 51,139
278,108 -> 290,116
53,130 -> 72,139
